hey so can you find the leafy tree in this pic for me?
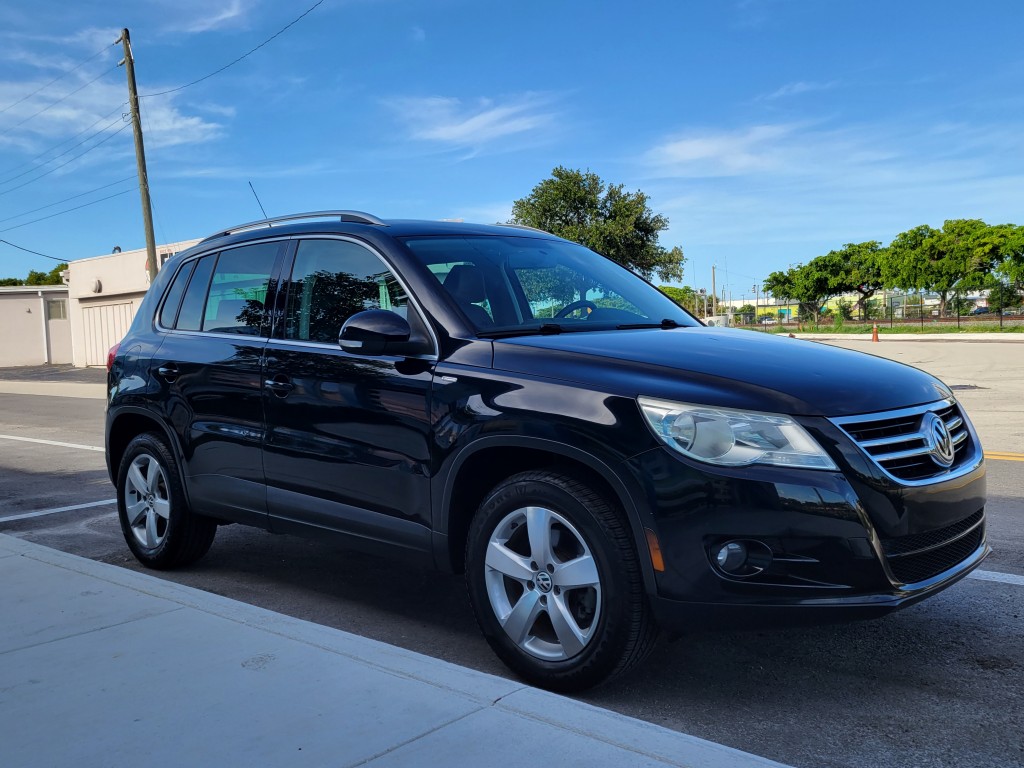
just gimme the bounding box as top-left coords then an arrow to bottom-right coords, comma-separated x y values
1,262 -> 67,286
511,166 -> 684,282
659,285 -> 699,314
985,280 -> 1021,312
995,224 -> 1024,290
764,256 -> 838,324
948,296 -> 974,316
827,242 -> 884,318
834,298 -> 854,321
882,220 -> 1005,315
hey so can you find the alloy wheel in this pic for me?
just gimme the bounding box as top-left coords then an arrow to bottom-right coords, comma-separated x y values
123,453 -> 171,549
483,505 -> 602,661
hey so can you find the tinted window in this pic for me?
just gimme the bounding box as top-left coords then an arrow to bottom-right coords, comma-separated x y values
402,236 -> 696,332
284,239 -> 409,343
175,255 -> 216,331
159,261 -> 195,328
202,243 -> 280,335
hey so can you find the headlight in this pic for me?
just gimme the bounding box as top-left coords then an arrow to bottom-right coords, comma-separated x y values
637,397 -> 837,470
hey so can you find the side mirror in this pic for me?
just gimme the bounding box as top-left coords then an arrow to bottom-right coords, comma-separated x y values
339,310 -> 411,355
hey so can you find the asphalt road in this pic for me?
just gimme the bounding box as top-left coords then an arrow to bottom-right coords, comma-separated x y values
1,351 -> 1022,768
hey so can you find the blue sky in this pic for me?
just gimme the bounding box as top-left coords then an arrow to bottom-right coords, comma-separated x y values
1,0 -> 1022,301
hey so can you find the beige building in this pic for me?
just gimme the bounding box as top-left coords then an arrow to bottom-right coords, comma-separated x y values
0,285 -> 72,366
67,239 -> 199,367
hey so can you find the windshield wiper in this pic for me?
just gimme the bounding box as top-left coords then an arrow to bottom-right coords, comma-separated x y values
477,323 -> 565,339
615,318 -> 683,330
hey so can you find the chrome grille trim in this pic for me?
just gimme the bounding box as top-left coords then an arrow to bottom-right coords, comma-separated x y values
830,399 -> 983,486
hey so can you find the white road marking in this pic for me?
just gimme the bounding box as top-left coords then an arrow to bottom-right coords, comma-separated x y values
0,433 -> 103,452
0,498 -> 116,523
968,569 -> 1024,587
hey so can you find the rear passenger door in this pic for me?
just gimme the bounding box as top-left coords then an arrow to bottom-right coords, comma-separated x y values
152,240 -> 288,527
261,237 -> 436,558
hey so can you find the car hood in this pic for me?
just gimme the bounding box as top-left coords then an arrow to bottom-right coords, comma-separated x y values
491,327 -> 952,417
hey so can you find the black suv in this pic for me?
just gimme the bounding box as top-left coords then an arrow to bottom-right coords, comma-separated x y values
106,211 -> 988,690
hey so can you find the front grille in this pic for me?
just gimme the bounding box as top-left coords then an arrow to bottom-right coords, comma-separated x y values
832,399 -> 974,484
881,511 -> 985,584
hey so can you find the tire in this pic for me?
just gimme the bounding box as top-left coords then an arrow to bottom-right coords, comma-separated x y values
116,432 -> 216,569
465,470 -> 658,691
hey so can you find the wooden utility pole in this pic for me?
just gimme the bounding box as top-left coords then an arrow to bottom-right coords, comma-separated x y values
116,28 -> 157,283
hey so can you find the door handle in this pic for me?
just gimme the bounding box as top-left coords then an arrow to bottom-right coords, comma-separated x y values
264,376 -> 294,396
156,363 -> 179,382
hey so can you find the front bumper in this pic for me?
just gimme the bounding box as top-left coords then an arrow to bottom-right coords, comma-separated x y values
626,435 -> 988,631
648,539 -> 989,632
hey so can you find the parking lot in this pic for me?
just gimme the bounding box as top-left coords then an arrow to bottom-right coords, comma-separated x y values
1,338 -> 1022,768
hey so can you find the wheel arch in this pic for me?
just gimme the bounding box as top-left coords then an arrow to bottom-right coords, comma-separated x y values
106,408 -> 189,502
436,436 -> 658,593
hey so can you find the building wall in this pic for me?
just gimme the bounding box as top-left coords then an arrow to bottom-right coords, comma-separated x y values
0,288 -> 71,367
68,239 -> 199,367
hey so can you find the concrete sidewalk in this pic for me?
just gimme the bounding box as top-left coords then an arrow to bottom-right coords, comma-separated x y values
0,534 -> 787,768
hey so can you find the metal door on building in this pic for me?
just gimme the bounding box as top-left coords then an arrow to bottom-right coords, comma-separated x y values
82,302 -> 135,366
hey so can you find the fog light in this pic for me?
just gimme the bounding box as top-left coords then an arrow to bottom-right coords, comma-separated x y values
715,541 -> 747,572
712,540 -> 774,577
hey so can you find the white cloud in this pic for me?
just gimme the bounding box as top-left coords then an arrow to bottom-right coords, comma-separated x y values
386,94 -> 558,150
639,118 -> 1024,281
645,124 -> 800,176
757,80 -> 837,101
0,73 -> 223,159
157,0 -> 257,34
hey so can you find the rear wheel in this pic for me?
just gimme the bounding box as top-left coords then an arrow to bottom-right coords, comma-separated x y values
466,470 -> 657,691
117,432 -> 216,569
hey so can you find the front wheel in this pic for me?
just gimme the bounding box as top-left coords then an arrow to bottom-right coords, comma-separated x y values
465,471 -> 657,691
116,432 -> 216,569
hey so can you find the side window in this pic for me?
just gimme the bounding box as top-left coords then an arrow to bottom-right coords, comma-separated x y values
202,243 -> 280,335
284,239 -> 409,344
175,255 -> 216,331
159,260 -> 195,328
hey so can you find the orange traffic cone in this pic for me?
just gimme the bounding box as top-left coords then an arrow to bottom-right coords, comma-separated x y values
871,323 -> 879,342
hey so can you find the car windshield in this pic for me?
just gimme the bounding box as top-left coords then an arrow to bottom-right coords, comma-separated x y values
400,235 -> 698,336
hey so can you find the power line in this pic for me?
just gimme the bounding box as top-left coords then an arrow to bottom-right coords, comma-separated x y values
0,176 -> 137,225
0,102 -> 127,181
141,0 -> 327,98
0,188 -> 136,234
0,120 -> 132,198
0,238 -> 65,262
0,112 -> 126,187
0,42 -> 113,116
0,64 -> 119,138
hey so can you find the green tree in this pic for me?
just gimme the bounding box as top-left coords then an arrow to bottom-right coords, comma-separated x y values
827,241 -> 884,318
764,257 -> 838,324
658,285 -> 699,314
1,262 -> 67,286
995,224 -> 1024,290
882,220 -> 1004,315
985,281 -> 1021,312
511,167 -> 684,282
948,296 -> 975,316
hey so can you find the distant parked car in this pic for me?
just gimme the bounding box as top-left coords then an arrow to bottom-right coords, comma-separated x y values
969,307 -> 991,315
759,316 -> 777,325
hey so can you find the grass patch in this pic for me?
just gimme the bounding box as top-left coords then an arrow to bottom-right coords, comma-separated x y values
751,322 -> 1024,334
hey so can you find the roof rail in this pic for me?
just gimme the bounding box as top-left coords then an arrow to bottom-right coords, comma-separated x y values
200,210 -> 386,242
495,222 -> 551,235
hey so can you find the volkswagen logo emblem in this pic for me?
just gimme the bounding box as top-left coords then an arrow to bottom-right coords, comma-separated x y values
534,571 -> 553,593
924,413 -> 955,468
